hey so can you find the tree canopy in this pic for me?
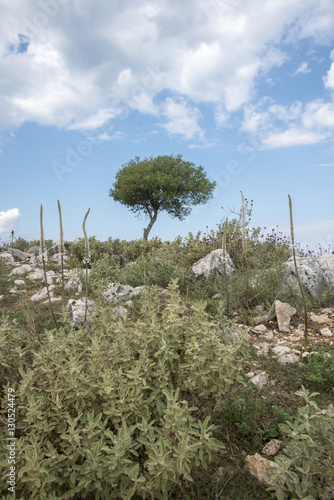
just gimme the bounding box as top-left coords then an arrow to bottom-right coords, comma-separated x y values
109,154 -> 216,240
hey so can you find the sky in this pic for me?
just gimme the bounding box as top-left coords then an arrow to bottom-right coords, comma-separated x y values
0,0 -> 334,253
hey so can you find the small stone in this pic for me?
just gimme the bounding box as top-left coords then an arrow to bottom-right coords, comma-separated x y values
275,300 -> 296,333
272,346 -> 291,356
249,371 -> 268,388
251,324 -> 267,334
310,312 -> 330,324
277,353 -> 300,365
256,342 -> 270,355
254,304 -> 265,314
14,279 -> 26,288
302,351 -> 310,358
320,327 -> 333,338
245,371 -> 255,378
244,453 -> 279,487
262,439 -> 281,456
263,331 -> 274,341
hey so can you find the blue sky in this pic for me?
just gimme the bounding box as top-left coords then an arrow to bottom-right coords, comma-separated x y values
1,1 -> 334,252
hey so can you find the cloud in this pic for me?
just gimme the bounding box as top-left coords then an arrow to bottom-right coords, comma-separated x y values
294,61 -> 311,75
0,0 -> 334,140
242,98 -> 334,149
159,98 -> 203,140
0,208 -> 22,234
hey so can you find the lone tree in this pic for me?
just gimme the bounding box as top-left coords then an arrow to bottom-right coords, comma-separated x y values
109,154 -> 216,240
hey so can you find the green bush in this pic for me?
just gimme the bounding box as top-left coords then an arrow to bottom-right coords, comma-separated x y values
304,350 -> 334,393
0,281 -> 246,499
264,387 -> 334,500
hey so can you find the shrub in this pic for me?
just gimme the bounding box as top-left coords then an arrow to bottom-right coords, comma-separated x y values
264,387 -> 334,500
304,350 -> 334,393
0,281 -> 245,499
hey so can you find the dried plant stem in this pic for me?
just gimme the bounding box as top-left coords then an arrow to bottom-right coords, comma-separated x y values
288,195 -> 308,351
40,204 -> 59,331
82,208 -> 90,325
57,200 -> 65,305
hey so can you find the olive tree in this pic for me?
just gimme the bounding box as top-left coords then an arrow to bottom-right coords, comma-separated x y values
109,154 -> 216,240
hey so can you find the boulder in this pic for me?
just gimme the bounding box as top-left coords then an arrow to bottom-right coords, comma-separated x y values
190,249 -> 236,280
0,247 -> 29,261
0,252 -> 15,269
103,283 -> 145,304
284,254 -> 334,300
275,300 -> 296,333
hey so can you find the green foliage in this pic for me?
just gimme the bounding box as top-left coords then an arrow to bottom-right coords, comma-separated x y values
304,350 -> 334,393
0,282 -> 245,498
109,154 -> 216,239
264,387 -> 334,500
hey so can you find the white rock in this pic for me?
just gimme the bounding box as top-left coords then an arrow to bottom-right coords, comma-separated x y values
275,300 -> 296,333
272,346 -> 291,356
277,353 -> 300,365
14,279 -> 26,288
251,324 -> 267,334
0,252 -> 15,269
249,371 -> 268,388
320,327 -> 333,338
30,286 -> 55,302
10,264 -> 33,276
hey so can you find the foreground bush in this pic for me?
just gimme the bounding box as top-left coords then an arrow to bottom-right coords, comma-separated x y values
265,387 -> 334,500
0,281 -> 246,499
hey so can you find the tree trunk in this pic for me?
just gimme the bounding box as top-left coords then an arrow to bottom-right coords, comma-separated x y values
143,210 -> 158,240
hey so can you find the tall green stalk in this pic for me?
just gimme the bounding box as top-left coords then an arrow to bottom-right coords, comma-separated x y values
288,195 -> 308,351
57,200 -> 65,305
40,204 -> 59,331
82,208 -> 90,325
10,230 -> 15,256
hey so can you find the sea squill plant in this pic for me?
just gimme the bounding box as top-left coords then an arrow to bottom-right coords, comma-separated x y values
288,195 -> 308,350
10,230 -> 15,256
40,204 -> 59,331
57,200 -> 65,304
222,218 -> 230,315
82,208 -> 90,325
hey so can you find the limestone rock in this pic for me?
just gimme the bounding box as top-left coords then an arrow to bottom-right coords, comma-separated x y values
0,252 -> 15,269
320,327 -> 333,338
10,264 -> 33,276
27,246 -> 41,256
64,277 -> 83,294
190,249 -> 236,280
51,253 -> 69,264
277,353 -> 300,365
66,298 -> 95,327
250,324 -> 267,334
262,440 -> 282,456
249,371 -> 268,388
103,283 -> 145,304
284,254 -> 334,300
275,300 -> 296,333
244,453 -> 279,487
272,346 -> 291,356
30,286 -> 56,301
310,312 -> 330,324
48,240 -> 72,257
14,279 -> 25,289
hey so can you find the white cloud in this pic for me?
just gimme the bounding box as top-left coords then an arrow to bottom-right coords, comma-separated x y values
0,0 -> 334,140
0,208 -> 22,234
295,61 -> 311,75
159,98 -> 203,140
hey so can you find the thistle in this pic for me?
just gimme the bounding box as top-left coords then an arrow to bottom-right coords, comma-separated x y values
240,191 -> 246,252
288,195 -> 308,351
57,200 -> 65,305
10,230 -> 14,256
82,208 -> 90,325
40,204 -> 59,331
